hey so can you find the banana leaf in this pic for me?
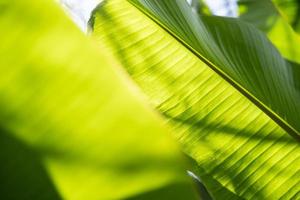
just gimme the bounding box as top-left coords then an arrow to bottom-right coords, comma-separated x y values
90,0 -> 300,199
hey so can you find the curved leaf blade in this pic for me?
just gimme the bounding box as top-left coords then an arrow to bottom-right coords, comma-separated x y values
91,0 -> 300,199
0,0 -> 198,199
129,0 -> 300,139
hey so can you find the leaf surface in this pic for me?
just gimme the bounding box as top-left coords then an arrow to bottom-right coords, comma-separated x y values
91,0 -> 300,199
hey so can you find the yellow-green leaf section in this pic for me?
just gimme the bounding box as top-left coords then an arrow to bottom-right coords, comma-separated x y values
0,0 -> 198,199
91,0 -> 300,199
272,0 -> 300,34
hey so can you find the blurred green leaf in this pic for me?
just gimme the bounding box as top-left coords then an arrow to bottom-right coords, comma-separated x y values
91,0 -> 300,199
0,0 -> 199,199
273,0 -> 300,33
238,0 -> 300,64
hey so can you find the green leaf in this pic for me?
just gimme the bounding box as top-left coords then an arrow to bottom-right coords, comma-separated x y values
272,0 -> 300,33
90,0 -> 300,199
238,0 -> 300,64
0,0 -> 198,199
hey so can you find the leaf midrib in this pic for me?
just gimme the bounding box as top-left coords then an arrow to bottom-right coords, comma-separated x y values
127,0 -> 300,141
